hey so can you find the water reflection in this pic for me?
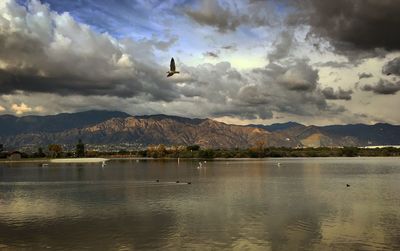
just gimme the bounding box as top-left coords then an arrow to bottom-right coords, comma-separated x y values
0,158 -> 399,250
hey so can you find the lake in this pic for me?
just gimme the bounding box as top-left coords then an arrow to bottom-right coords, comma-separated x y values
0,158 -> 399,250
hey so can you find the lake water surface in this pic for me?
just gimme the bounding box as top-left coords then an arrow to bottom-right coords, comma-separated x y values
0,158 -> 399,250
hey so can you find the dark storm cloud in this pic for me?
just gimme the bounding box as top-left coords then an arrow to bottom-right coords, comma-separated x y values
361,79 -> 400,95
0,0 -> 178,101
382,57 -> 400,76
184,0 -> 271,32
322,87 -> 352,100
358,72 -> 373,80
288,0 -> 400,54
184,0 -> 242,32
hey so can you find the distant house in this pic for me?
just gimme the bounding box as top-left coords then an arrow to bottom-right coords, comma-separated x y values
8,151 -> 22,160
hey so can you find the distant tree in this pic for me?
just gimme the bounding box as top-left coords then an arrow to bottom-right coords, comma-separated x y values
76,139 -> 85,157
0,144 -> 3,152
36,147 -> 46,158
48,144 -> 63,158
85,150 -> 99,157
118,149 -> 129,155
341,147 -> 359,157
170,145 -> 178,157
187,145 -> 200,151
199,149 -> 215,158
147,144 -> 167,158
65,152 -> 74,157
155,144 -> 167,158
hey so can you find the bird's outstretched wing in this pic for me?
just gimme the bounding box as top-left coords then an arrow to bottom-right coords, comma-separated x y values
170,58 -> 176,71
167,72 -> 174,77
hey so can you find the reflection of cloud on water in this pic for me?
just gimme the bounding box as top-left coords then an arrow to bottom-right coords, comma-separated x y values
148,160 -> 330,250
0,196 -> 83,223
0,184 -> 179,249
311,172 -> 400,250
0,209 -> 178,250
160,159 -> 400,250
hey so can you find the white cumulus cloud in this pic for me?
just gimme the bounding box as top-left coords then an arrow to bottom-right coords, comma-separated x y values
11,103 -> 32,115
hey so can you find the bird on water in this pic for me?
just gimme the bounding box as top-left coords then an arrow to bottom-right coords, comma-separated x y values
167,57 -> 180,77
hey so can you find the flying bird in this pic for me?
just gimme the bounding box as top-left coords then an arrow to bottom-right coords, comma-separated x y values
167,57 -> 180,77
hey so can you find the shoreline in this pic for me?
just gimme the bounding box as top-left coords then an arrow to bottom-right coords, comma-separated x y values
1,156 -> 400,163
50,158 -> 109,163
0,158 -> 109,164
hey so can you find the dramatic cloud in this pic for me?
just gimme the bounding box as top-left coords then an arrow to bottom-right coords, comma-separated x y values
0,105 -> 5,112
289,0 -> 400,54
11,103 -> 32,115
231,59 -> 346,118
2,0 -> 399,124
185,0 -> 242,32
277,60 -> 319,91
382,57 -> 400,76
358,73 -> 373,80
0,0 -> 176,100
322,87 -> 352,100
361,79 -> 400,95
168,58 -> 343,120
184,0 -> 271,32
268,31 -> 294,62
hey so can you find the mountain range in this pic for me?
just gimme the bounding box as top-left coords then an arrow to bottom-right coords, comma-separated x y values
0,110 -> 399,149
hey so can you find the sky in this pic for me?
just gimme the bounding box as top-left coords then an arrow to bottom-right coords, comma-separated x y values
1,0 -> 400,125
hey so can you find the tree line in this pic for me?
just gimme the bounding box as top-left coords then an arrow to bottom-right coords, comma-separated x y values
1,141 -> 400,159
139,145 -> 400,158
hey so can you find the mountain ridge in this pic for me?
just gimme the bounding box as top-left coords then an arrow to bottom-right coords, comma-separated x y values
1,110 -> 400,148
0,110 -> 130,136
